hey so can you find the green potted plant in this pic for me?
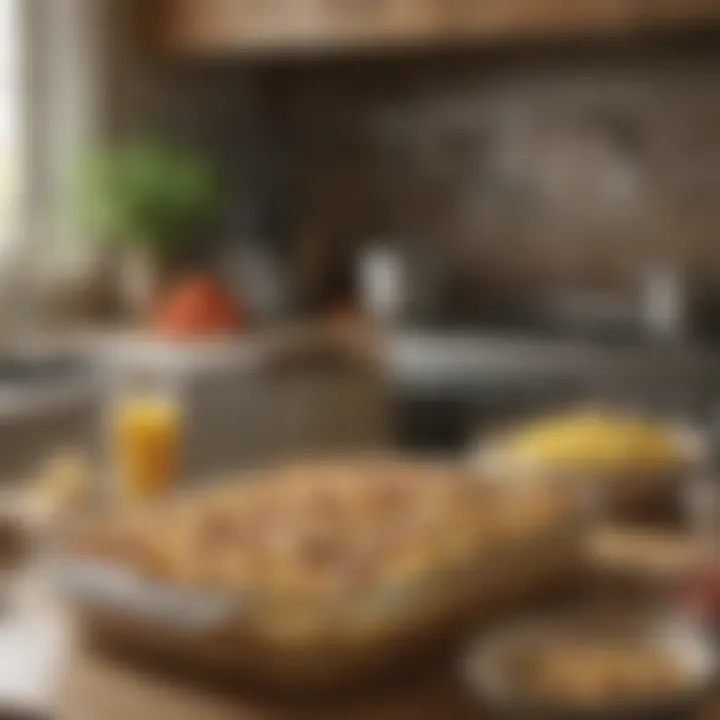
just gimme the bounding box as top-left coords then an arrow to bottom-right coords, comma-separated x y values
78,139 -> 221,318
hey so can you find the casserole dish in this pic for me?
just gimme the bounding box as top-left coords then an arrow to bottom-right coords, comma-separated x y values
54,458 -> 584,687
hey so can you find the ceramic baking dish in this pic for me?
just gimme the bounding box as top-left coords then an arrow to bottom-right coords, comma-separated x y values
52,511 -> 583,688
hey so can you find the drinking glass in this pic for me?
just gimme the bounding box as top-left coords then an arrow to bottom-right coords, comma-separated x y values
108,373 -> 184,505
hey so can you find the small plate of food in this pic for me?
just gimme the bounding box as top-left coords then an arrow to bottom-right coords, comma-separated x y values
462,608 -> 718,719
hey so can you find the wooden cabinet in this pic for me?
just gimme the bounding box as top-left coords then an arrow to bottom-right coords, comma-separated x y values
153,0 -> 720,56
634,0 -> 720,24
439,0 -> 631,40
157,0 -> 319,52
327,0 -> 441,43
156,0 -> 442,53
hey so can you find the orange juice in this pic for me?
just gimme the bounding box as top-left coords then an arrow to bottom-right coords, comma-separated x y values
113,397 -> 182,503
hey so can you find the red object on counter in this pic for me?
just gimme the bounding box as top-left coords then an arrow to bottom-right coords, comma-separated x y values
680,564 -> 720,626
153,276 -> 245,338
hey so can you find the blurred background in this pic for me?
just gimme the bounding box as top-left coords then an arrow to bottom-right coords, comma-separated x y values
1,0 -> 720,480
0,2 -> 717,718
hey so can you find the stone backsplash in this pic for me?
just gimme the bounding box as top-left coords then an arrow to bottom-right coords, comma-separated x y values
262,38 -> 720,318
114,11 -> 720,323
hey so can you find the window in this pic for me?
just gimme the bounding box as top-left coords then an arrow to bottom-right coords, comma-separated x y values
0,0 -> 20,245
0,0 -> 110,309
0,0 -> 111,316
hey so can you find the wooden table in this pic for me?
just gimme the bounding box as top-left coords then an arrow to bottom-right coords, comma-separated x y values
60,650 -> 482,720
0,590 -> 715,719
0,569 -> 485,720
57,649 -> 720,720
3,529 -> 720,719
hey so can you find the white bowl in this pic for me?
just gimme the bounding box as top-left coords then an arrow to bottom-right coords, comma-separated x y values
461,610 -> 719,720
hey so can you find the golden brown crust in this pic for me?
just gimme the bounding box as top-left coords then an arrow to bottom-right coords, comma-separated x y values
72,460 -> 573,613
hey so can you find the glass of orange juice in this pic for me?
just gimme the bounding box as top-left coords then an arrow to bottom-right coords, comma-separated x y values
110,377 -> 184,504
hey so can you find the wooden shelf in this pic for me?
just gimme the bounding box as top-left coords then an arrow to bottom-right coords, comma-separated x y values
154,0 -> 443,55
151,0 -> 720,57
636,0 -> 720,23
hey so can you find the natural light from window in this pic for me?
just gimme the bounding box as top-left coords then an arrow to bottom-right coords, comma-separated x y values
0,0 -> 19,240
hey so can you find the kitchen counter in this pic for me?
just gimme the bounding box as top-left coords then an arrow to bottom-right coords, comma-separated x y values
16,326 -> 720,382
4,327 -> 719,473
0,353 -> 100,483
387,330 -> 720,389
387,331 -> 720,451
69,328 -> 390,479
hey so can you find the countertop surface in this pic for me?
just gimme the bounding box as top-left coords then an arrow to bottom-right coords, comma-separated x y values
1,517 -> 718,720
60,651 -> 483,720
386,330 -> 720,394
9,327 -> 720,387
59,653 -> 720,720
